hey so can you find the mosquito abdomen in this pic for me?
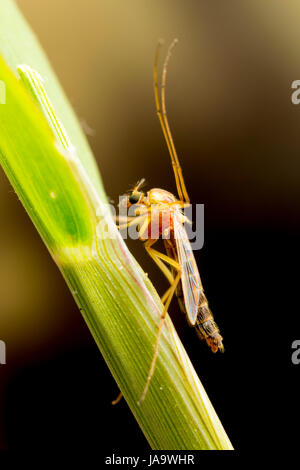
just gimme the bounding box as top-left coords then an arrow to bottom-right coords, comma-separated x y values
174,279 -> 224,352
164,239 -> 224,353
196,297 -> 224,353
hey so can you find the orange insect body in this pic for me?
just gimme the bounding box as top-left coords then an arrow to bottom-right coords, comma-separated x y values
135,189 -> 179,240
118,39 -> 223,403
128,187 -> 223,354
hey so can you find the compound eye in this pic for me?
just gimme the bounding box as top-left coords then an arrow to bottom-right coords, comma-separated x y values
129,193 -> 140,204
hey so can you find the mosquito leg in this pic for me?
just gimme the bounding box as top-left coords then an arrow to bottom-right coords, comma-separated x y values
144,239 -> 180,286
161,40 -> 190,204
114,216 -> 136,222
111,219 -> 149,407
111,391 -> 123,406
153,42 -> 184,202
149,247 -> 180,270
137,216 -> 150,240
138,268 -> 182,404
117,214 -> 147,230
161,285 -> 173,304
145,240 -> 177,308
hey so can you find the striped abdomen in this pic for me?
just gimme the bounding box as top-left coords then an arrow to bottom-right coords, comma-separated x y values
165,239 -> 224,353
195,293 -> 224,353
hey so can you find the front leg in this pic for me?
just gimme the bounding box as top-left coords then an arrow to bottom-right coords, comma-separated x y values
116,214 -> 148,230
144,238 -> 180,286
138,266 -> 182,404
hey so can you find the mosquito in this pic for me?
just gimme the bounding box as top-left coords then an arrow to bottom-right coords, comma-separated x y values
117,39 -> 223,405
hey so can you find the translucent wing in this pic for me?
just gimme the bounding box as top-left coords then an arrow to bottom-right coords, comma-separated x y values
173,213 -> 202,326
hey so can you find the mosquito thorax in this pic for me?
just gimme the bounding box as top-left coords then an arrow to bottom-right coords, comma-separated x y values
147,188 -> 177,205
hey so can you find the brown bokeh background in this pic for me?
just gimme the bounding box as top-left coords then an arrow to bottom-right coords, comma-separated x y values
1,0 -> 300,450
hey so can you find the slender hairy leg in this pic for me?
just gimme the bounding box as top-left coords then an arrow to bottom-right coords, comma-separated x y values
111,215 -> 150,406
115,216 -> 136,222
138,216 -> 150,240
112,241 -> 176,406
111,216 -> 151,406
145,238 -> 180,285
112,237 -> 182,404
138,267 -> 182,404
115,204 -> 150,227
160,40 -> 190,204
117,214 -> 147,230
154,42 -> 183,202
111,391 -> 123,406
154,40 -> 190,204
161,284 -> 173,304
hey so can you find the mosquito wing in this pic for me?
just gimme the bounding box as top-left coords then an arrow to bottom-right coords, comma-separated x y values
173,214 -> 202,326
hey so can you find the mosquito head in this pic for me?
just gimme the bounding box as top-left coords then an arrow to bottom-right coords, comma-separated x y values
128,191 -> 143,206
118,190 -> 144,210
119,178 -> 145,209
127,178 -> 145,206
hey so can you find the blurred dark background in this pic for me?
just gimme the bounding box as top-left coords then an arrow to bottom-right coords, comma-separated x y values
0,0 -> 300,452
